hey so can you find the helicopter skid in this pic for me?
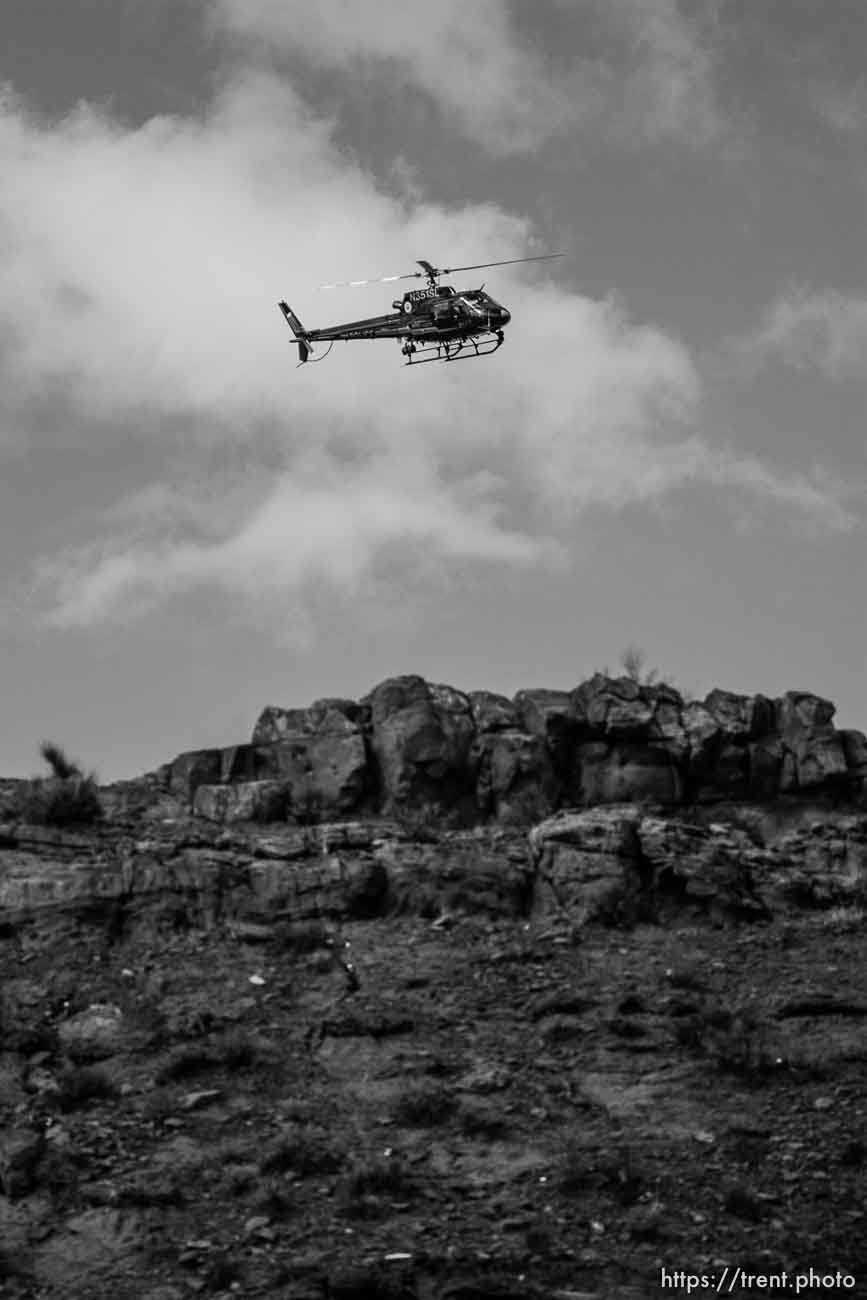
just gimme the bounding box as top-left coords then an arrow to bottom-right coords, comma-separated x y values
402,332 -> 504,365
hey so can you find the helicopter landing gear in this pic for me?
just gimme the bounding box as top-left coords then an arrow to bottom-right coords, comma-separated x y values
402,332 -> 506,365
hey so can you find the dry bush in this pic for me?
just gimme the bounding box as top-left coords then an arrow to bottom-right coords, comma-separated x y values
17,740 -> 103,826
335,1153 -> 414,1218
259,1124 -> 345,1177
674,998 -> 784,1079
392,1079 -> 456,1127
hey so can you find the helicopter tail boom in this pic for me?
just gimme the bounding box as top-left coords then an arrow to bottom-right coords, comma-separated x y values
278,301 -> 311,364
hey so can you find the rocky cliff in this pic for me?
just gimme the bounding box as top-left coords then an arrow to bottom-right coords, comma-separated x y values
88,674 -> 867,827
3,679 -> 867,1298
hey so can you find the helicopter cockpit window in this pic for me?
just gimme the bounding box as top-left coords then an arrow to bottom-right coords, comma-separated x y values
436,286 -> 456,297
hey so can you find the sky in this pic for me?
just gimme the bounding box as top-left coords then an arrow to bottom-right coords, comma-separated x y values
1,0 -> 866,780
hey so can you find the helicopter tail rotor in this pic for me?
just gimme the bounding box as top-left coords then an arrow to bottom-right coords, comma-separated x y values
278,300 -> 312,364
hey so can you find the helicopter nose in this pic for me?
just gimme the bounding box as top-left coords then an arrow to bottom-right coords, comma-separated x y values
499,308 -> 511,326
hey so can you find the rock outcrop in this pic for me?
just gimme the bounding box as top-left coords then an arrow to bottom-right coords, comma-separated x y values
134,675 -> 867,828
3,807 -> 866,950
528,804 -> 867,926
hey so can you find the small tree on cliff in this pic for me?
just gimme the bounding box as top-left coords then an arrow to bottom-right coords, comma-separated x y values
19,740 -> 103,826
618,645 -> 684,693
620,645 -> 659,686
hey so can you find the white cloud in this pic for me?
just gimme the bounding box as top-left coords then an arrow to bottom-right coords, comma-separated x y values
0,69 -> 853,632
744,289 -> 867,378
36,455 -> 552,635
208,0 -> 725,154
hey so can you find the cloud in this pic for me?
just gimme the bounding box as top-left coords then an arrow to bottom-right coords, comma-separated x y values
207,0 -> 725,155
35,455 -> 553,637
0,68 -> 855,633
742,289 -> 867,378
588,0 -> 723,148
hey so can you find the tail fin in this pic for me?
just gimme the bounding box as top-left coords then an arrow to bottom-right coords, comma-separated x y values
278,301 -> 311,364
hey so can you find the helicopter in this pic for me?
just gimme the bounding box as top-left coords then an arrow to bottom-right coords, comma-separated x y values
278,253 -> 564,367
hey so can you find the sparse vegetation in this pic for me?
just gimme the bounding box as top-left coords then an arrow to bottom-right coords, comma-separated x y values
1,782 -> 865,1293
17,740 -> 103,826
558,1140 -> 647,1204
259,1124 -> 346,1177
336,1153 -> 414,1218
392,1079 -> 456,1127
55,1064 -> 119,1111
618,644 -> 680,693
673,998 -> 783,1078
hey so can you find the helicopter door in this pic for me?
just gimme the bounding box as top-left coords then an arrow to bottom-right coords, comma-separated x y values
432,301 -> 454,330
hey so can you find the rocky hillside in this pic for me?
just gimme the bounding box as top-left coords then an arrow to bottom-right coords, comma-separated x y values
1,674 -> 866,1298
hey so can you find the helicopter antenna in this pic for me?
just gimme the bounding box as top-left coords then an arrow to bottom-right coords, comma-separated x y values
320,252 -> 566,291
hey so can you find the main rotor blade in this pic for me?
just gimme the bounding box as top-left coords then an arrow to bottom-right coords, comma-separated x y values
440,253 -> 566,276
318,252 -> 566,290
319,272 -> 418,290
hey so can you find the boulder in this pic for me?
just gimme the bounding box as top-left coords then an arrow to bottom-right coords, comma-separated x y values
747,737 -> 784,800
571,674 -> 654,738
248,853 -> 388,921
693,742 -> 749,803
252,698 -> 366,745
469,690 -> 520,733
0,778 -> 28,818
681,702 -> 722,770
58,1003 -> 125,1063
168,749 -> 222,800
775,691 -> 835,735
652,696 -> 690,763
364,676 -> 477,814
637,817 -> 770,920
704,690 -> 774,742
192,781 -> 291,824
513,688 -> 579,778
251,706 -> 309,743
528,807 -> 644,923
378,832 -> 533,917
768,817 -> 867,908
840,729 -> 867,769
219,744 -> 259,783
577,741 -> 682,806
473,730 -> 559,822
255,732 -> 370,816
779,731 -> 850,793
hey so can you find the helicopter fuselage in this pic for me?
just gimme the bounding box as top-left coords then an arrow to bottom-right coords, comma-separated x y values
304,285 -> 510,348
